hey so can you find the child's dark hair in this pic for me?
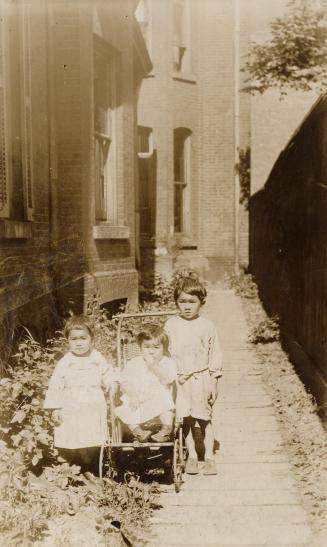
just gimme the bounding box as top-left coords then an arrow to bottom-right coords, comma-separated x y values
173,271 -> 207,304
136,325 -> 169,355
63,315 -> 94,339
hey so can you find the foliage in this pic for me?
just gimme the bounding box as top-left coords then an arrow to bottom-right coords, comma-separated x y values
0,295 -> 165,543
227,270 -> 258,299
86,293 -> 121,360
0,445 -> 83,543
235,147 -> 251,210
139,272 -> 175,307
242,0 -> 327,95
97,474 -> 160,544
0,333 -> 65,469
0,445 -> 159,545
139,268 -> 206,308
248,315 -> 280,344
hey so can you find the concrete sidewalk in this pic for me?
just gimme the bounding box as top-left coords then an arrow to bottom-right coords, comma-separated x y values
147,289 -> 313,546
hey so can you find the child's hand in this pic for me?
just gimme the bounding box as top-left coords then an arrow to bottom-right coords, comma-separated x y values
110,381 -> 119,398
178,373 -> 192,385
208,378 -> 218,406
52,410 -> 62,426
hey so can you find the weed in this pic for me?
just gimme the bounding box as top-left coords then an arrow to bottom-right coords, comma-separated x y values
248,315 -> 280,344
227,270 -> 258,299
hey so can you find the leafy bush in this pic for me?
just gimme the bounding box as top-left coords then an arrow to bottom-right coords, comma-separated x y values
248,316 -> 280,344
97,474 -> 160,544
235,146 -> 251,210
0,296 -> 164,543
227,270 -> 258,299
0,333 -> 65,469
139,273 -> 175,307
242,0 -> 327,95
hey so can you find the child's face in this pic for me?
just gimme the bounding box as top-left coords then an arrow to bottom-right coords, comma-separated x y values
68,328 -> 92,356
140,339 -> 164,365
176,291 -> 202,320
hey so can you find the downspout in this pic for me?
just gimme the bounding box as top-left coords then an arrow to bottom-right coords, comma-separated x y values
234,0 -> 240,275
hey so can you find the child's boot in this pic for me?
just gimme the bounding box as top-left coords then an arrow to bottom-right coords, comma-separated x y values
203,458 -> 217,475
185,457 -> 199,474
131,426 -> 151,442
151,425 -> 172,442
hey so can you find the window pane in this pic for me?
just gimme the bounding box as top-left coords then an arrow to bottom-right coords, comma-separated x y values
173,1 -> 184,45
174,183 -> 183,232
138,126 -> 152,154
94,51 -> 116,222
174,130 -> 185,182
95,136 -> 110,219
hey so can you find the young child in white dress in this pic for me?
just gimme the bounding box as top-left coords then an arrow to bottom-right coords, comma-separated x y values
44,315 -> 114,472
114,325 -> 177,443
164,273 -> 223,475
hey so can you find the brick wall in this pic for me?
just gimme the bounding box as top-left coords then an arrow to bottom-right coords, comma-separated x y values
1,0 -> 147,353
0,3 -> 52,338
138,0 -> 251,280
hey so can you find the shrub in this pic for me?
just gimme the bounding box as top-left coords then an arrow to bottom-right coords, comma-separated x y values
0,333 -> 65,469
139,273 -> 175,307
248,315 -> 280,344
0,294 -> 168,544
227,270 -> 258,299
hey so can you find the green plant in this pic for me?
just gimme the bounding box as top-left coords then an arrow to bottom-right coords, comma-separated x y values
0,294 -> 167,544
139,273 -> 175,307
86,293 -> 120,360
0,334 -> 65,469
242,0 -> 327,95
235,147 -> 251,210
97,474 -> 160,544
248,315 -> 280,344
227,270 -> 258,299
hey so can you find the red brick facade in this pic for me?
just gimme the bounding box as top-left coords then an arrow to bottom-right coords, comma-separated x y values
0,0 -> 151,353
137,0 -> 250,279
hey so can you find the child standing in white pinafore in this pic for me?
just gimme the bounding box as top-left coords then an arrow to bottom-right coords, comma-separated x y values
44,315 -> 114,473
165,273 -> 223,475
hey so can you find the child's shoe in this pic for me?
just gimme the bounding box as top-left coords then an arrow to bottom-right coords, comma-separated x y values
203,458 -> 217,475
131,426 -> 151,442
151,426 -> 172,442
185,457 -> 199,474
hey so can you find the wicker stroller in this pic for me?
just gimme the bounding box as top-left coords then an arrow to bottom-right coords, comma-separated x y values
99,310 -> 186,492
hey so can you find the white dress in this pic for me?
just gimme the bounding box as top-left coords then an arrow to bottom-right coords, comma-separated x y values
165,315 -> 223,421
44,350 -> 113,449
114,356 -> 177,425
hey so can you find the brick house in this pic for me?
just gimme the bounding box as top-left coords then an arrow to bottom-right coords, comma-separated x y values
136,0 -> 250,280
0,0 -> 151,352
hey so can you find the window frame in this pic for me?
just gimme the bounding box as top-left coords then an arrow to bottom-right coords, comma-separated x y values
93,48 -> 117,224
20,0 -> 34,221
135,0 -> 153,57
0,0 -> 35,222
137,125 -> 155,236
172,0 -> 190,74
173,127 -> 191,234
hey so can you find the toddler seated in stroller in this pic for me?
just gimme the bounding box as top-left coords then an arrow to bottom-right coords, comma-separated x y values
114,325 -> 177,443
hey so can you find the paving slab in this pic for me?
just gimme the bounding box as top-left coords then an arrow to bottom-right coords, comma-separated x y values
159,489 -> 302,507
147,290 -> 313,546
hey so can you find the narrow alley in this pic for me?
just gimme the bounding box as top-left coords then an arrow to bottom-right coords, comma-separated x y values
147,289 -> 314,546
